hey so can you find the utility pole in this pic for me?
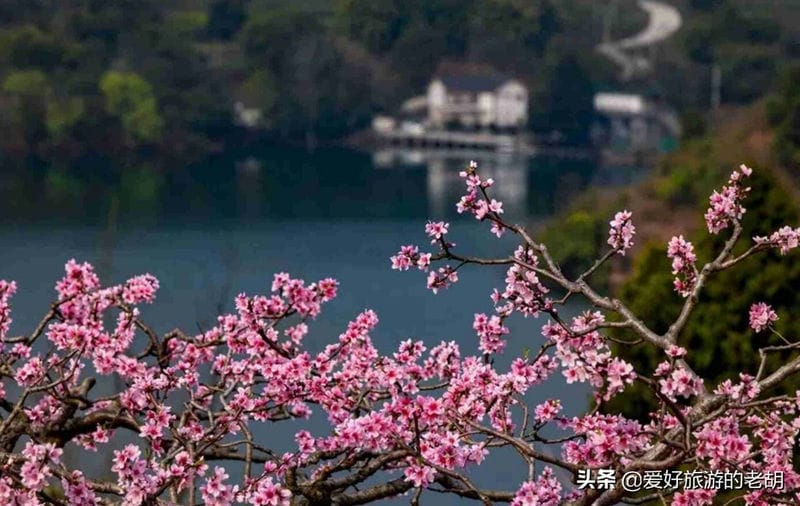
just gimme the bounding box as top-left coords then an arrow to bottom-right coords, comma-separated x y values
710,64 -> 722,111
602,0 -> 617,44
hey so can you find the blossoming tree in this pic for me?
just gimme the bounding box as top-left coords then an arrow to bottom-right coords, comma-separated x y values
1,162 -> 800,505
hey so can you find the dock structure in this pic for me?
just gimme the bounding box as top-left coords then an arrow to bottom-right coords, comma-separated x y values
380,129 -> 528,154
370,118 -> 597,161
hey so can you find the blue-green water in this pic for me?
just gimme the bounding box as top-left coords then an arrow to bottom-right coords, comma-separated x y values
0,146 -> 609,500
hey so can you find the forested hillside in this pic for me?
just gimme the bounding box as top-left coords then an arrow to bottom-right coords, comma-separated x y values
0,0 -> 798,163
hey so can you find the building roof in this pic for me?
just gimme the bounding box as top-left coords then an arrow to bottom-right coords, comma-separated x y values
433,61 -> 514,92
439,74 -> 510,92
594,93 -> 647,115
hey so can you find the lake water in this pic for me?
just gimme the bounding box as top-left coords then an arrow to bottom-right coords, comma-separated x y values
0,146 -> 622,500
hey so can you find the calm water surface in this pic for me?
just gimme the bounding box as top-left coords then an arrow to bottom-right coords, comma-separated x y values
0,146 -> 620,499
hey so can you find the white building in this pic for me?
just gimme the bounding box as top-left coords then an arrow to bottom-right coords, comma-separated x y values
593,92 -> 679,152
427,64 -> 528,130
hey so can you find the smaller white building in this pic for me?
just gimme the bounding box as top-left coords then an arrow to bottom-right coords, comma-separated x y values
233,101 -> 263,129
593,92 -> 678,152
594,93 -> 647,116
371,115 -> 396,134
427,64 -> 528,130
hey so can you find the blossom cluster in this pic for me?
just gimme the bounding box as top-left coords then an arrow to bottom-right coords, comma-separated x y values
2,161 -> 800,506
704,164 -> 752,234
0,253 -> 568,504
667,234 -> 698,297
512,468 -> 562,506
607,210 -> 635,255
390,244 -> 431,272
493,246 -> 552,318
654,360 -> 705,402
456,160 -> 506,237
563,413 -> 650,468
749,302 -> 778,333
754,225 -> 800,255
542,311 -> 636,402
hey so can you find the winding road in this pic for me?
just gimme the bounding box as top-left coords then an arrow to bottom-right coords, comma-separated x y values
597,0 -> 683,80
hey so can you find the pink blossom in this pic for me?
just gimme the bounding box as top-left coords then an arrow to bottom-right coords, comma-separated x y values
474,200 -> 489,220
456,161 -> 503,224
427,265 -> 458,294
657,365 -> 705,401
605,357 -> 636,399
424,221 -> 449,243
404,463 -> 436,487
534,399 -> 562,424
694,416 -> 751,468
271,272 -> 290,292
673,489 -> 716,506
754,226 -> 800,255
490,221 -> 506,238
417,252 -> 432,269
714,373 -> 761,402
704,165 -> 752,234
122,274 -> 159,304
202,467 -> 237,506
473,313 -> 509,354
608,210 -> 635,254
667,235 -> 698,297
56,259 -> 100,299
62,470 -> 100,506
20,441 -> 61,491
749,302 -> 778,333
489,199 -> 504,214
15,357 -> 45,387
391,245 -> 421,271
666,344 -> 687,358
248,477 -> 291,506
512,468 -> 562,506
492,246 -> 551,317
0,279 -> 16,341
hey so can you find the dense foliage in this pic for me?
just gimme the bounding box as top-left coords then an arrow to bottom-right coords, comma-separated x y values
3,0 -> 794,162
767,65 -> 800,171
607,168 -> 800,421
0,1 -> 230,162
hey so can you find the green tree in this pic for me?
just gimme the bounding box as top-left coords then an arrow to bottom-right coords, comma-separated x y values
99,71 -> 163,143
165,11 -> 209,39
0,24 -> 64,70
2,70 -> 49,96
207,0 -> 247,40
605,171 -> 800,421
334,0 -> 474,88
335,0 -> 405,54
678,3 -> 781,105
468,0 -> 560,63
767,66 -> 800,170
45,96 -> 85,140
530,53 -> 595,146
2,70 -> 51,148
539,209 -> 606,280
241,6 -> 378,142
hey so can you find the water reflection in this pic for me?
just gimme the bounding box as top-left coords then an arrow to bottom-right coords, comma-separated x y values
424,153 -> 529,217
0,146 -> 597,226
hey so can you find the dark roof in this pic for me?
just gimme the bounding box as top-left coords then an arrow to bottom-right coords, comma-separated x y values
433,61 -> 512,92
439,74 -> 510,92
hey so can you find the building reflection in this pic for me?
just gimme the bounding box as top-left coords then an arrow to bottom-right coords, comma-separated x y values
373,148 -> 529,219
235,156 -> 264,219
426,153 -> 528,219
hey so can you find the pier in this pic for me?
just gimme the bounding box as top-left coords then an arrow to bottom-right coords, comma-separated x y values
378,129 -> 529,154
